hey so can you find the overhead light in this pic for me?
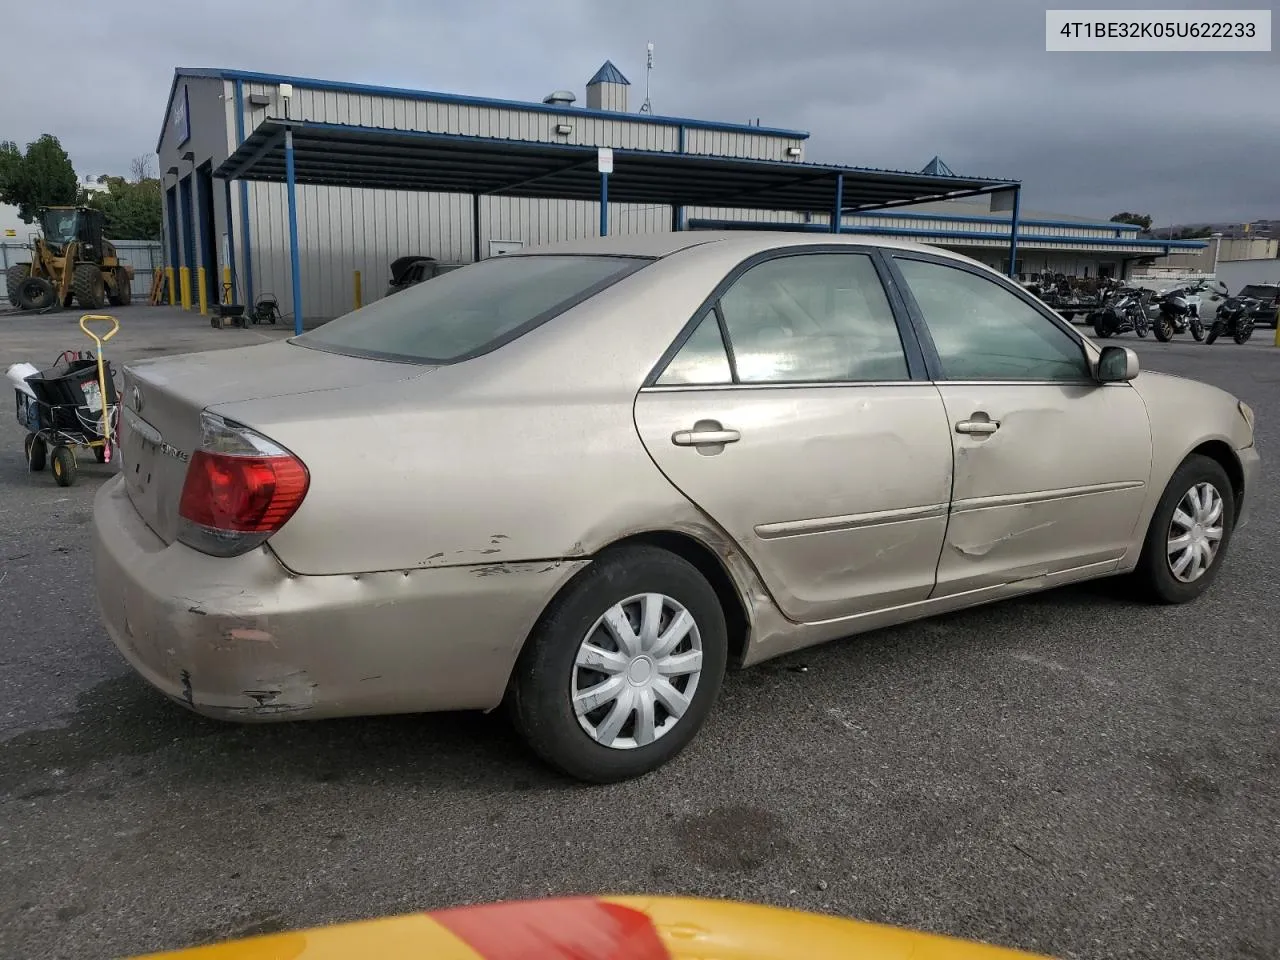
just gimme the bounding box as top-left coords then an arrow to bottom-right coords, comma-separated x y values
555,123 -> 573,135
786,146 -> 802,157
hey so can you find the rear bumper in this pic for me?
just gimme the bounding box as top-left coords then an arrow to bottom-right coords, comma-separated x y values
92,475 -> 587,722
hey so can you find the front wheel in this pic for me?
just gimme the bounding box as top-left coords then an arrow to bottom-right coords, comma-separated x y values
1205,321 -> 1223,345
1132,454 -> 1235,604
50,446 -> 77,487
1135,315 -> 1149,338
1093,319 -> 1110,338
507,545 -> 728,783
1234,321 -> 1254,345
1190,316 -> 1206,342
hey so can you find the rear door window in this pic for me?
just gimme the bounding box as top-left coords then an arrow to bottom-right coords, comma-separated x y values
299,255 -> 649,363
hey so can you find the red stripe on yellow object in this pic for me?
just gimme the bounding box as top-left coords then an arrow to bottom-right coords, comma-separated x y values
430,897 -> 672,960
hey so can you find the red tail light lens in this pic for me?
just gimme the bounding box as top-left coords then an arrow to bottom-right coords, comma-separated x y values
179,452 -> 309,532
177,413 -> 309,557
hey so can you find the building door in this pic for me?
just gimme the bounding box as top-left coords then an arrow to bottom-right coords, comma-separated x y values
197,163 -> 219,306
178,175 -> 196,275
165,185 -> 180,272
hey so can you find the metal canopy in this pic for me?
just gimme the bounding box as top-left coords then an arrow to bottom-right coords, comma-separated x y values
214,119 -> 1017,213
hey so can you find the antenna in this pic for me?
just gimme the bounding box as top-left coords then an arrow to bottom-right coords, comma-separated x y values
639,42 -> 654,114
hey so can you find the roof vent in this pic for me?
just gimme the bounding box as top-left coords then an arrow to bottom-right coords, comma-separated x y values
542,90 -> 577,107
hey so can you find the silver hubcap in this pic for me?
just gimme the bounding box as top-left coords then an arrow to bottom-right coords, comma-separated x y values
571,593 -> 702,750
1167,481 -> 1225,583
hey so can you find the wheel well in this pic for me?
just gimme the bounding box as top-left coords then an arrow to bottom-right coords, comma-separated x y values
1190,440 -> 1244,504
599,531 -> 751,668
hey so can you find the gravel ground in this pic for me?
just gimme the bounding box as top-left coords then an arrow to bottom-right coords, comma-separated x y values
0,307 -> 1276,960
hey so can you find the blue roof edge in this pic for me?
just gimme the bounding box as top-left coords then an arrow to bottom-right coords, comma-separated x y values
157,66 -> 810,152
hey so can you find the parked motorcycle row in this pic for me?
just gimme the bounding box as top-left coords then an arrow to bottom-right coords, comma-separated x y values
1080,279 -> 1261,346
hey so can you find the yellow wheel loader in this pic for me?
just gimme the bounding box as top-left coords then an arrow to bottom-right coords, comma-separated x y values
6,207 -> 134,312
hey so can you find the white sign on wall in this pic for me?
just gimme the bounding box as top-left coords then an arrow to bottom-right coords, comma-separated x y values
489,240 -> 525,256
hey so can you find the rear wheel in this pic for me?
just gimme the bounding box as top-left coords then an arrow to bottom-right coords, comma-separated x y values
72,264 -> 106,309
6,263 -> 31,306
507,545 -> 728,784
1132,454 -> 1234,604
24,433 -> 46,471
50,446 -> 77,487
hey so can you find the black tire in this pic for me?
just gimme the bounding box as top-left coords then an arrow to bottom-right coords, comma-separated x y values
72,263 -> 106,309
106,267 -> 132,307
1135,315 -> 1149,338
1131,454 -> 1235,605
16,276 -> 56,311
507,545 -> 728,784
1093,319 -> 1110,338
1205,322 -> 1222,345
1234,321 -> 1254,345
24,433 -> 47,472
50,446 -> 77,487
1190,315 -> 1206,342
1062,312 -> 1075,322
93,444 -> 107,463
6,263 -> 31,306
1154,316 -> 1174,342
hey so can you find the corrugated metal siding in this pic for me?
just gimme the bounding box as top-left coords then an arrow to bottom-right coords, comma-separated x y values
683,128 -> 805,161
241,84 -> 819,157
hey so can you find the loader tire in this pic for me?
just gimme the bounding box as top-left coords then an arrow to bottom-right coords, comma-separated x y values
16,276 -> 57,311
6,263 -> 31,306
72,264 -> 106,309
107,267 -> 132,306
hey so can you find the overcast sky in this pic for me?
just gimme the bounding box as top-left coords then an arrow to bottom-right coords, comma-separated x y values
4,0 -> 1276,224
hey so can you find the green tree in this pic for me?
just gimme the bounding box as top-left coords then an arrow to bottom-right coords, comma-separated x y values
1110,212 -> 1153,230
0,134 -> 79,222
85,174 -> 162,240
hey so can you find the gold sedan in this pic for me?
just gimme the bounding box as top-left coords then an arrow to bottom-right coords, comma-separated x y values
93,232 -> 1260,783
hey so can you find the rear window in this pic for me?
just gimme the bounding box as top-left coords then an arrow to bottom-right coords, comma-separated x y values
298,254 -> 649,363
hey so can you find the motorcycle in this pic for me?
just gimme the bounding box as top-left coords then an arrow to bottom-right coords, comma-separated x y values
1089,286 -> 1149,339
1206,296 -> 1257,345
1152,283 -> 1206,342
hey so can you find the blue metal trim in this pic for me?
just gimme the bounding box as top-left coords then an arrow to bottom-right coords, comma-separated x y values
1008,186 -> 1021,278
600,172 -> 609,236
843,209 -> 1142,232
677,125 -> 686,153
218,119 -> 1018,192
284,130 -> 303,335
233,79 -> 255,305
831,174 -> 844,233
164,67 -> 811,141
683,219 -> 1208,249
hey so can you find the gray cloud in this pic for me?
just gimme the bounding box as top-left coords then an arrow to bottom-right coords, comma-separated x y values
3,0 -> 1275,223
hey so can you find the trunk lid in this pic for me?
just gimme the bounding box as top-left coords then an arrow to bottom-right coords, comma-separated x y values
118,340 -> 423,544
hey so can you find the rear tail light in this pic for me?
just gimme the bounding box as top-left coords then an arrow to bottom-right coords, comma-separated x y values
177,411 -> 309,557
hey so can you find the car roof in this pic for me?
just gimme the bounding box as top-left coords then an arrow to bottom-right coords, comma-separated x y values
506,230 -> 985,266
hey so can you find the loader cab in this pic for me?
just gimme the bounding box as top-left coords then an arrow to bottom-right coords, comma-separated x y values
39,207 -> 105,257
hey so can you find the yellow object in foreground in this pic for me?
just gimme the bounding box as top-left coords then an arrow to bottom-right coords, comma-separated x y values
134,895 -> 1052,960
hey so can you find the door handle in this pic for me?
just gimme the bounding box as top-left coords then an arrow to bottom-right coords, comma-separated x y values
955,418 -> 999,435
672,428 -> 741,447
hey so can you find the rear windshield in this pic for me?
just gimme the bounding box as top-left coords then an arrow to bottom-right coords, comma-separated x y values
1239,285 -> 1279,299
298,254 -> 649,363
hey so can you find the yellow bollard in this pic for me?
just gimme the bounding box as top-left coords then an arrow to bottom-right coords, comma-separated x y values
222,265 -> 232,304
179,267 -> 191,310
197,267 -> 208,315
354,270 -> 362,310
1274,315 -> 1280,347
165,266 -> 176,306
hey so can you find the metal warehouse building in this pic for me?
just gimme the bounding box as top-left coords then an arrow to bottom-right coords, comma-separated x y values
156,61 -> 1205,325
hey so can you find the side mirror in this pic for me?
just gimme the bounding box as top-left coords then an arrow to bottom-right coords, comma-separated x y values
1097,345 -> 1139,383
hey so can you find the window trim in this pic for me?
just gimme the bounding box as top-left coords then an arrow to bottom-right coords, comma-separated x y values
642,244 -> 931,389
295,253 -> 655,366
884,251 -> 1099,385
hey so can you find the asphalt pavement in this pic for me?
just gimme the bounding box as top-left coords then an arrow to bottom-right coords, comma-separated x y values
1,307 -> 1277,960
